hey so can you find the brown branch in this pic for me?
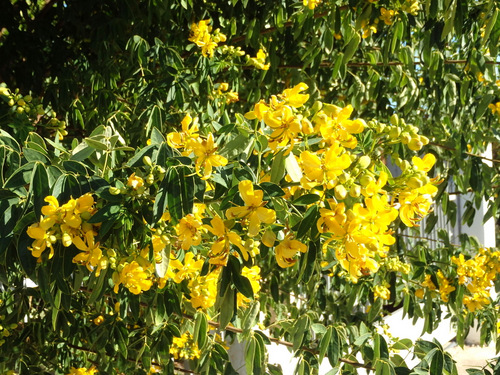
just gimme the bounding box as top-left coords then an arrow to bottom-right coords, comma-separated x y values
229,6 -> 349,44
201,317 -> 374,370
429,142 -> 500,164
398,233 -> 459,247
65,341 -> 199,374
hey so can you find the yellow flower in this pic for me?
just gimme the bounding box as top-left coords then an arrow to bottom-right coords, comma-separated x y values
299,141 -> 351,189
93,315 -> 104,325
188,269 -> 220,309
315,104 -> 365,148
303,0 -> 321,10
248,49 -> 270,70
436,270 -> 455,303
398,183 -> 437,227
275,234 -> 308,268
226,180 -> 276,237
204,216 -> 248,265
379,8 -> 397,25
263,105 -> 302,151
412,153 -> 436,172
127,173 -> 144,190
374,283 -> 390,300
238,266 -> 262,306
166,252 -> 203,283
166,114 -> 199,152
72,231 -> 106,276
191,134 -> 228,179
175,214 -> 203,250
188,20 -> 225,58
113,261 -> 153,294
170,332 -> 201,360
27,219 -> 57,260
66,367 -> 98,375
281,82 -> 310,108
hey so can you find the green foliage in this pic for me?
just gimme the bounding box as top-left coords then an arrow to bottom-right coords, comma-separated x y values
0,0 -> 499,374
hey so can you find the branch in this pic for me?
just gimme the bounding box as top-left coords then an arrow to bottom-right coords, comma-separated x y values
65,341 -> 199,374
201,317 -> 374,370
229,6 -> 349,44
429,142 -> 500,164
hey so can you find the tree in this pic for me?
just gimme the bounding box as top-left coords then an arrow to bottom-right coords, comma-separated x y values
0,0 -> 499,374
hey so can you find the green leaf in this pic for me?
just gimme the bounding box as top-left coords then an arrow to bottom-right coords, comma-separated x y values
259,182 -> 285,198
52,174 -> 81,204
24,148 -> 49,164
297,205 -> 319,238
319,327 -> 333,364
327,327 -> 341,367
164,166 -> 194,223
293,194 -> 320,206
218,287 -> 236,330
88,268 -> 108,305
31,163 -> 50,219
342,32 -> 360,65
85,136 -> 109,151
0,197 -> 22,255
36,265 -> 54,305
392,338 -> 413,351
114,324 -> 129,359
17,229 -> 37,279
270,150 -> 286,183
4,162 -> 35,188
228,256 -> 254,299
245,337 -> 256,375
242,301 -> 261,332
429,349 -> 444,375
193,312 -> 208,349
127,144 -> 158,167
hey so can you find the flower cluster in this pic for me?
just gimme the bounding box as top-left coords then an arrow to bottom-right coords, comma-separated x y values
243,83 -> 438,281
303,0 -> 321,10
112,258 -> 154,295
66,367 -> 98,375
170,332 -> 201,360
488,102 -> 500,117
27,194 -> 100,263
452,248 -> 500,312
167,115 -> 227,179
214,82 -> 239,104
188,20 -> 226,58
166,251 -> 260,309
247,49 -> 270,71
0,84 -> 67,139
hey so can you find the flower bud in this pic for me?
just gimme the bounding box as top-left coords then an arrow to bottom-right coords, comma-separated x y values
349,184 -> 361,198
408,137 -> 423,151
390,114 -> 399,126
407,176 -> 424,189
358,155 -> 371,169
401,132 -> 411,144
109,187 -> 122,195
359,174 -> 375,187
389,127 -> 401,139
334,185 -> 347,200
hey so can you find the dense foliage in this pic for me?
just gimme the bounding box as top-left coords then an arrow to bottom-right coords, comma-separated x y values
0,0 -> 499,374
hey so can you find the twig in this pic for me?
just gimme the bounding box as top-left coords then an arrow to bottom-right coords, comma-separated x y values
428,142 -> 500,164
196,317 -> 374,370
